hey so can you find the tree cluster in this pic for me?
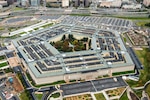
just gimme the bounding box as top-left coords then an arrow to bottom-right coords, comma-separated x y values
50,34 -> 89,52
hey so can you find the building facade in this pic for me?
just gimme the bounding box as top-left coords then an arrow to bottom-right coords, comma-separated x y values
62,0 -> 69,7
143,0 -> 150,7
75,0 -> 80,7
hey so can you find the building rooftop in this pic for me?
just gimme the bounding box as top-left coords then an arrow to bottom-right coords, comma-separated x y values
12,16 -> 134,78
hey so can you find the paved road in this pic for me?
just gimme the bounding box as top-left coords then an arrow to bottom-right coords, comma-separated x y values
127,47 -> 143,69
38,86 -> 56,100
0,87 -> 5,100
60,77 -> 127,96
13,66 -> 37,100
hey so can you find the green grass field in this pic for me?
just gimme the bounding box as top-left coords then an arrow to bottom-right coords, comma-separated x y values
0,62 -> 8,68
35,94 -> 43,100
70,14 -> 91,16
119,91 -> 129,100
136,21 -> 150,27
50,93 -> 60,98
42,23 -> 53,28
133,89 -> 143,98
13,7 -> 25,11
94,93 -> 106,100
0,56 -> 5,60
145,84 -> 150,98
135,48 -> 150,84
19,91 -> 30,100
0,27 -> 4,30
126,48 -> 150,87
112,70 -> 135,76
115,16 -> 150,20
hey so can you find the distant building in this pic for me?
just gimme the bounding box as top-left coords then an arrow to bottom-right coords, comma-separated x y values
6,0 -> 16,5
46,0 -> 61,7
111,0 -> 121,7
143,0 -> 150,7
122,0 -> 129,3
46,0 -> 57,2
100,0 -> 122,8
21,0 -> 29,6
30,0 -> 40,6
122,4 -> 142,9
75,0 -> 80,7
62,0 -> 69,7
0,1 -> 8,6
84,0 -> 89,7
0,5 -> 2,9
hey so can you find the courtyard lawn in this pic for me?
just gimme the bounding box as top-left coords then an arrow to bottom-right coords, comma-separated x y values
0,56 -> 5,60
94,93 -> 106,100
119,91 -> 129,100
0,62 -> 8,68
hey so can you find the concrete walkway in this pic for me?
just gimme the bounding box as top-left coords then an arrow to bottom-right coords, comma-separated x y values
102,91 -> 110,100
91,92 -> 97,100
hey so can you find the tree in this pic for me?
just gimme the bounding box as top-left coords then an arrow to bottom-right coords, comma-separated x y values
62,41 -> 69,52
72,40 -> 78,45
68,34 -> 75,41
55,41 -> 63,50
81,37 -> 88,42
61,35 -> 66,41
46,2 -> 51,7
89,39 -> 91,47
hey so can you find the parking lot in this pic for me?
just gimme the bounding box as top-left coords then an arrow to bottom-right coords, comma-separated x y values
61,16 -> 133,32
4,16 -> 33,24
36,15 -> 61,20
60,77 -> 127,96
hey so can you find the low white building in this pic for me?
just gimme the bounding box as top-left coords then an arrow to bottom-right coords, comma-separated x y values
122,4 -> 142,9
62,0 -> 69,7
143,0 -> 150,7
100,0 -> 122,8
0,1 -> 7,6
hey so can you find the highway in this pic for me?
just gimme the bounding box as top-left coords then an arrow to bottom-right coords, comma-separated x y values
3,7 -> 149,17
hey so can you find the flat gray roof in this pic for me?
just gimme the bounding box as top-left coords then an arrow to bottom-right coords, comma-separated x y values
12,18 -> 134,78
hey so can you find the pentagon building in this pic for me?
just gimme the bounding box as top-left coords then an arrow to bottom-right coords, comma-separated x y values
12,23 -> 134,85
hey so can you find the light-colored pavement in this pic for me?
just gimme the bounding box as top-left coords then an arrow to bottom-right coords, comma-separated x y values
91,92 -> 97,100
102,91 -> 110,100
